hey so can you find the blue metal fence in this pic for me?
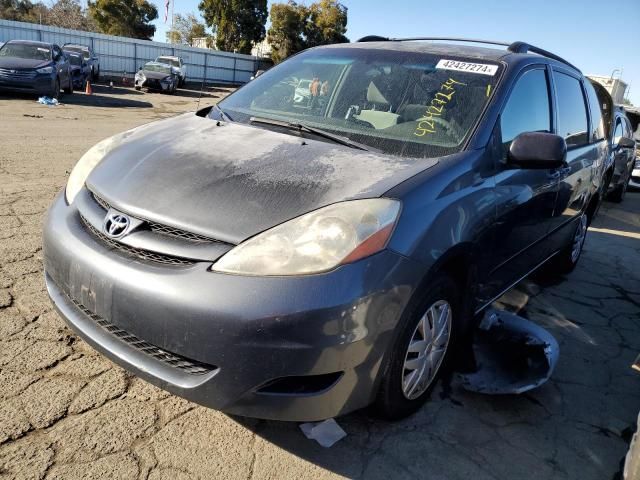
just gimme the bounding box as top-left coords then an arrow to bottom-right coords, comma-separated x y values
0,19 -> 257,84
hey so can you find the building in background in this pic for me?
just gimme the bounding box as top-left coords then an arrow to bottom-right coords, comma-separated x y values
588,74 -> 628,104
251,39 -> 272,59
191,37 -> 214,50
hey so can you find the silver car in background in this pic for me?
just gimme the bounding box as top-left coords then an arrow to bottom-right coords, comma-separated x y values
155,55 -> 186,87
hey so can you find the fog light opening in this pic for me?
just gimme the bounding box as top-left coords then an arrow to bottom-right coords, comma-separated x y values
256,372 -> 343,396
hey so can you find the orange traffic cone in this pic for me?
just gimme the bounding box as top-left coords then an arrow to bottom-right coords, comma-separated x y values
85,81 -> 92,95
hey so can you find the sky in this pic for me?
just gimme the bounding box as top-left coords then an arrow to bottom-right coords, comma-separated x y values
148,0 -> 640,105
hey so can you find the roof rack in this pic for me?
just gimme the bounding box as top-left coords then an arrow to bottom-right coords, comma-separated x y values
506,41 -> 580,72
355,36 -> 580,72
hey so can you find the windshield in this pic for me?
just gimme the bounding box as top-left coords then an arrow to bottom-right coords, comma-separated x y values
157,57 -> 180,67
144,63 -> 172,74
217,47 -> 501,158
64,46 -> 90,59
67,54 -> 82,66
0,43 -> 51,61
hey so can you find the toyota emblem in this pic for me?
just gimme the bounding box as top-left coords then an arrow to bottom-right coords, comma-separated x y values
103,213 -> 130,238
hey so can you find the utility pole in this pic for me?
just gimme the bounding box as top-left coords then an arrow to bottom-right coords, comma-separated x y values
171,0 -> 175,44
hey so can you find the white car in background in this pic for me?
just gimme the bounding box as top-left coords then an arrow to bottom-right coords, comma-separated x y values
155,56 -> 186,87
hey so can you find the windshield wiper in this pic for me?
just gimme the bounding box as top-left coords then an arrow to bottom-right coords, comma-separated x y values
249,116 -> 376,152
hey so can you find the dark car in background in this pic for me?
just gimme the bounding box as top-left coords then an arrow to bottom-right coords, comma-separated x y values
0,40 -> 72,99
44,38 -> 607,422
604,107 -> 637,202
64,51 -> 90,90
62,43 -> 99,80
134,61 -> 178,94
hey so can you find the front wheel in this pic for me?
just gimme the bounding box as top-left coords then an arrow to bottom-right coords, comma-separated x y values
64,76 -> 73,95
374,274 -> 459,420
50,78 -> 60,100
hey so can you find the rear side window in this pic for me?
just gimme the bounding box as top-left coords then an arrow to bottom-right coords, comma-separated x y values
554,72 -> 589,148
584,81 -> 605,142
500,69 -> 551,144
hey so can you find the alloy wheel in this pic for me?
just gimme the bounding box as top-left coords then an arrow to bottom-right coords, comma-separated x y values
571,213 -> 588,263
401,299 -> 452,400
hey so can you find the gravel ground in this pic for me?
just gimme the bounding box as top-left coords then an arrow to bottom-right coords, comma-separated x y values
0,86 -> 639,480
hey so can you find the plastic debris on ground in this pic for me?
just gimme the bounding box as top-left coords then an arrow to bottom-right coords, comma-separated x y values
299,418 -> 347,447
459,308 -> 559,395
37,96 -> 59,106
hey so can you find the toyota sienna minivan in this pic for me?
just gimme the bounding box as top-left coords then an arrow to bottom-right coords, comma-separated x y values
44,38 -> 610,421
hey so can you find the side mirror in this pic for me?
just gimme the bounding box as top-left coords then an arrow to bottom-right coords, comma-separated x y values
615,136 -> 635,150
508,132 -> 567,169
139,66 -> 143,70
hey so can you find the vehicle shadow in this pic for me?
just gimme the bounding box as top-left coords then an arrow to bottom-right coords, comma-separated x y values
226,192 -> 640,480
0,90 -> 153,108
61,93 -> 153,109
89,83 -> 145,96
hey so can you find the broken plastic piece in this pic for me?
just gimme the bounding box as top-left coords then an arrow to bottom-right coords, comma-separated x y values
299,418 -> 347,447
37,96 -> 59,106
459,309 -> 559,395
632,353 -> 640,373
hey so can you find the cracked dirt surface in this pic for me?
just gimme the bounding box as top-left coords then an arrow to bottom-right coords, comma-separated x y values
1,87 -> 639,479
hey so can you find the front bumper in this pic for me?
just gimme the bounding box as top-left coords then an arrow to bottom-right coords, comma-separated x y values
43,192 -> 422,421
0,73 -> 54,95
135,77 -> 172,92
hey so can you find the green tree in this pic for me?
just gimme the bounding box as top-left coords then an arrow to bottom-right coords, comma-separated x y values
88,0 -> 158,40
47,0 -> 96,31
166,12 -> 210,46
266,1 -> 306,64
267,0 -> 348,63
304,0 -> 347,46
198,0 -> 267,54
1,0 -> 48,23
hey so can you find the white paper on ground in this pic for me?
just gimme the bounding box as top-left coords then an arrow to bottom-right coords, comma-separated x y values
299,418 -> 347,447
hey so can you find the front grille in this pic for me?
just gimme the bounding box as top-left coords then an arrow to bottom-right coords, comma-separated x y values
92,192 -> 110,211
70,297 -> 215,376
91,192 -> 214,243
0,67 -> 36,79
80,215 -> 195,266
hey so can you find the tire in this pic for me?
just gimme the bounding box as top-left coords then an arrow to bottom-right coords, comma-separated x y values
51,78 -> 60,100
546,212 -> 588,274
373,274 -> 461,420
64,76 -> 73,95
608,172 -> 630,203
94,67 -> 99,81
134,86 -> 141,91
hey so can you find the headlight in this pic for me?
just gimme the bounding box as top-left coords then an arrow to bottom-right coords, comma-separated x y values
161,76 -> 172,84
211,199 -> 401,276
36,66 -> 53,74
135,72 -> 145,79
65,136 -> 119,204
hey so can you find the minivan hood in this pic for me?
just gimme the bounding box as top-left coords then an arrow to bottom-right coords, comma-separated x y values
86,114 -> 440,244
